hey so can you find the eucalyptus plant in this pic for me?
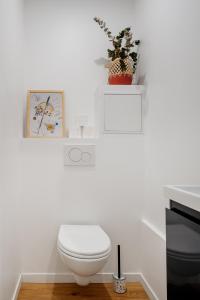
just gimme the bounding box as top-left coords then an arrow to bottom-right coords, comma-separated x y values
94,17 -> 140,73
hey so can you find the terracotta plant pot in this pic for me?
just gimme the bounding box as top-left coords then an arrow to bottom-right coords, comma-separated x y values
108,58 -> 133,85
108,74 -> 133,85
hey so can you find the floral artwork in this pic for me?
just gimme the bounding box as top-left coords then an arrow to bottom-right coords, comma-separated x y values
26,90 -> 65,138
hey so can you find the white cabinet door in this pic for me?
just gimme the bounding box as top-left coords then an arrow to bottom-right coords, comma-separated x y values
104,94 -> 142,133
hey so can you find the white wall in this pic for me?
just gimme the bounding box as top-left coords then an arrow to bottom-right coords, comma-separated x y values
0,0 -> 24,299
2,1 -> 199,299
21,0 -> 144,275
135,1 -> 200,299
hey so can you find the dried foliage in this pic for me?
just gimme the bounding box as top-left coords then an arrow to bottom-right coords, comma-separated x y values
94,17 -> 140,73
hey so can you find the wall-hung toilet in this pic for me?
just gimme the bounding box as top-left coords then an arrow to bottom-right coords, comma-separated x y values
57,225 -> 111,286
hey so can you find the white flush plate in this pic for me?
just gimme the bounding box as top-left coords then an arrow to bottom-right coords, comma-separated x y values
64,144 -> 95,166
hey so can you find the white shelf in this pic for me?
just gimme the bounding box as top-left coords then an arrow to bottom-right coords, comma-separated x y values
103,84 -> 145,95
20,137 -> 98,144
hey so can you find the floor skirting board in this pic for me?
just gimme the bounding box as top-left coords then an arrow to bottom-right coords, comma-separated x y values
11,274 -> 22,300
140,273 -> 159,300
21,272 -> 158,300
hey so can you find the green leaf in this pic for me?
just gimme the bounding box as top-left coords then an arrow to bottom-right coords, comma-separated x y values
116,29 -> 125,39
119,48 -> 127,60
135,40 -> 140,45
113,40 -> 121,49
107,49 -> 115,59
119,59 -> 127,72
129,52 -> 137,60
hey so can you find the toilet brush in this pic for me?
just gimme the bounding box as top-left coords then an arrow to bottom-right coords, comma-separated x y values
112,245 -> 127,293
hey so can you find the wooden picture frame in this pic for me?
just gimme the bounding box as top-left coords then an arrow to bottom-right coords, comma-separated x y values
26,90 -> 65,138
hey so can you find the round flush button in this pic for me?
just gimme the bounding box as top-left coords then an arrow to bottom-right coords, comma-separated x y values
82,152 -> 91,162
68,148 -> 82,162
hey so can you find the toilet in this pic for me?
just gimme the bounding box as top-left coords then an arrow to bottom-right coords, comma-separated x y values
57,225 -> 111,286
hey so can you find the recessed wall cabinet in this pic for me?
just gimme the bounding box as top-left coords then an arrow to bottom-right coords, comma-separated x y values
99,85 -> 144,134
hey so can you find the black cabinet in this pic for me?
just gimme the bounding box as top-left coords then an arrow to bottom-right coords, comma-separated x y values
166,201 -> 200,300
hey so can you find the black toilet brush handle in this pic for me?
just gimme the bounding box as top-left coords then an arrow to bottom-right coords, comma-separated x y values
118,244 -> 121,279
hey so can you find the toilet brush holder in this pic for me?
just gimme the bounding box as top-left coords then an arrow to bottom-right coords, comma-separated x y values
112,274 -> 127,294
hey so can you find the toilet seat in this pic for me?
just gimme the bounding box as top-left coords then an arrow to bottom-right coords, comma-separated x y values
58,246 -> 111,259
58,225 -> 111,259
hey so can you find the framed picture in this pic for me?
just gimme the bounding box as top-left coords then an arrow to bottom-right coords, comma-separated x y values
26,90 -> 65,138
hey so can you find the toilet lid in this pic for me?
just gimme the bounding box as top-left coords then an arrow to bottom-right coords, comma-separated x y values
58,225 -> 111,259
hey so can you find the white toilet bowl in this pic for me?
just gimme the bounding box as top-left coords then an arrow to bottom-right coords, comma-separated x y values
57,225 -> 111,286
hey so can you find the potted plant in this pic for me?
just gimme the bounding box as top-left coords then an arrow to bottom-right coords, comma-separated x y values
94,17 -> 140,85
